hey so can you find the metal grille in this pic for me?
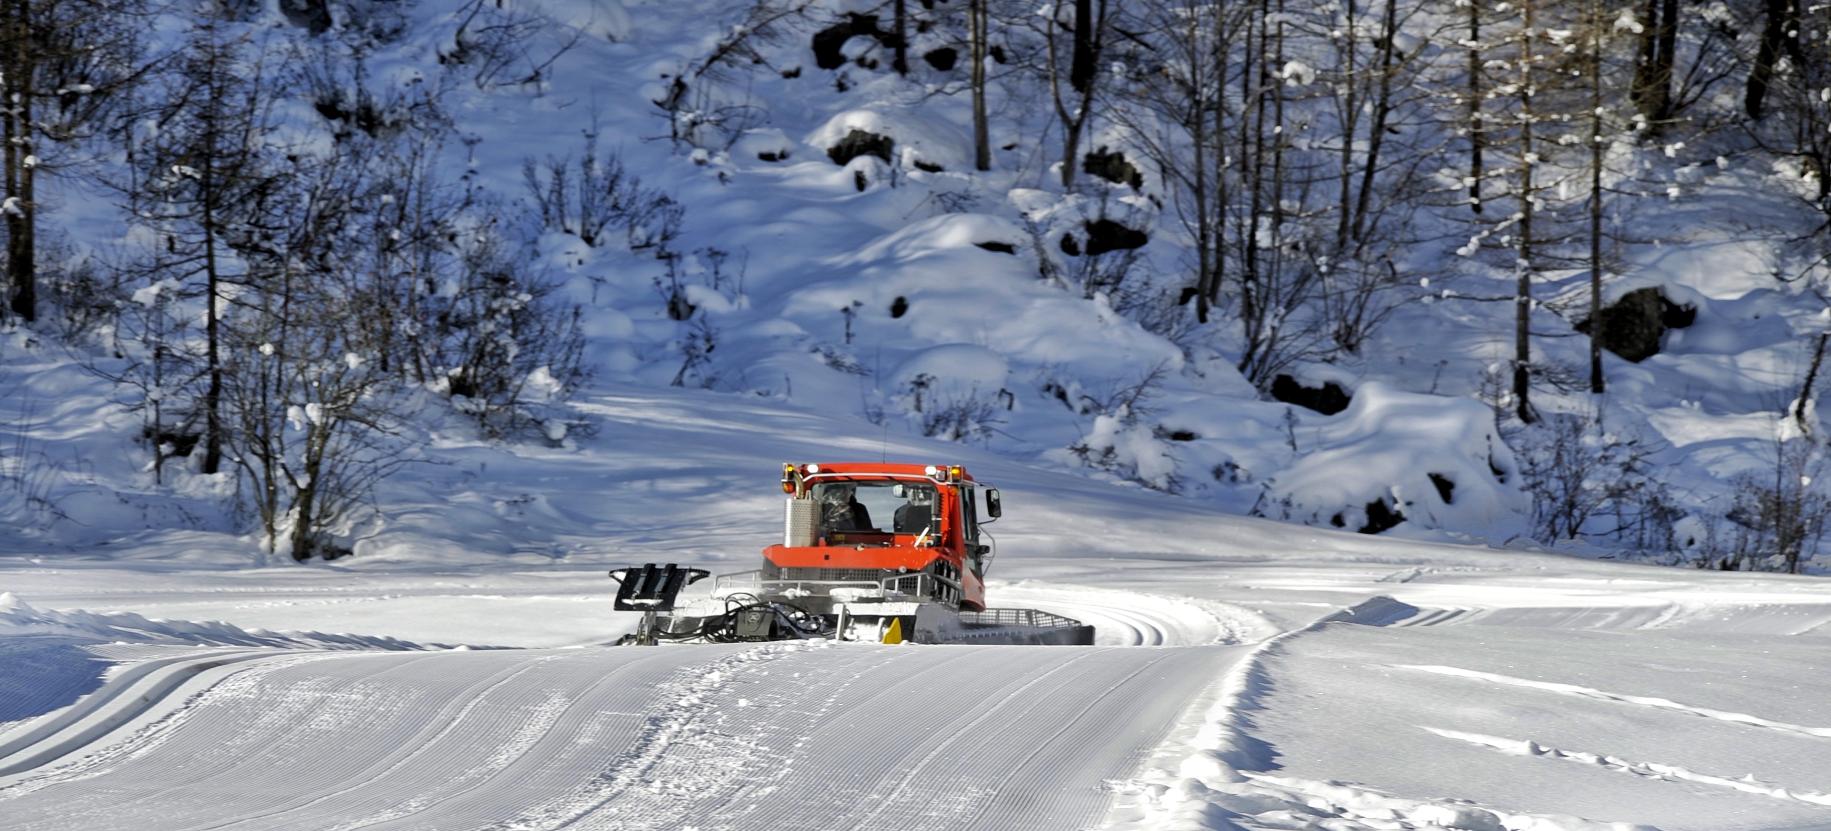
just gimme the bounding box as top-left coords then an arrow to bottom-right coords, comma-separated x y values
775,566 -> 892,583
958,608 -> 1085,630
784,499 -> 818,547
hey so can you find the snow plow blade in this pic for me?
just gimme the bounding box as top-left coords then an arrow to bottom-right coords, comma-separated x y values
936,608 -> 1096,646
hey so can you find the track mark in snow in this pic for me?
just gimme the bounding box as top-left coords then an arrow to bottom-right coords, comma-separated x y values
849,648 -> 1108,829
1427,727 -> 1831,807
994,582 -> 1275,646
1402,664 -> 1831,739
1106,597 -> 1655,831
488,642 -> 820,830
256,656 -> 566,831
0,651 -> 339,800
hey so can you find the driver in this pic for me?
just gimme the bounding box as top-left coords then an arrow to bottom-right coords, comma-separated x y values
821,483 -> 875,532
894,486 -> 935,533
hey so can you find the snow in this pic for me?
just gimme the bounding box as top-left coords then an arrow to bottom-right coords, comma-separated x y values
6,382 -> 1831,828
6,0 -> 1831,826
1267,383 -> 1528,537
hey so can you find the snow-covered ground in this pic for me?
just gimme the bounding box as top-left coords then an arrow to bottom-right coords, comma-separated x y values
7,0 -> 1831,826
6,382 -> 1831,830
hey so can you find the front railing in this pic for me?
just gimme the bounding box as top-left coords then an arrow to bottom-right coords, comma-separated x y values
956,608 -> 1085,630
714,568 -> 962,605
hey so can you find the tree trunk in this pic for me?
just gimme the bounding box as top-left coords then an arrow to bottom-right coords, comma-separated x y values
892,0 -> 907,75
1238,8 -> 1265,375
1351,0 -> 1399,245
1590,5 -> 1606,395
1467,0 -> 1483,214
202,188 -> 224,476
2,0 -> 30,322
1795,332 -> 1828,435
970,0 -> 990,171
1648,0 -> 1677,125
1336,0 -> 1359,249
1514,0 -> 1537,424
1070,0 -> 1095,94
1631,0 -> 1659,115
1746,0 -> 1798,119
1206,4 -> 1230,315
289,424 -> 326,561
1190,8 -> 1210,324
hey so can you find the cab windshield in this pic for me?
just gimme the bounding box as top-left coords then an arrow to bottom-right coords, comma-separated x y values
812,480 -> 938,538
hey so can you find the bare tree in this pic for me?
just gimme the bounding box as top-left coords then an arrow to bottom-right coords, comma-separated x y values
0,0 -> 149,322
1035,0 -> 1111,189
970,0 -> 991,171
131,14 -> 286,476
1745,0 -> 1804,120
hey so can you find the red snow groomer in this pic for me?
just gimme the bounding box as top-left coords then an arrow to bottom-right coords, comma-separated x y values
614,462 -> 1093,645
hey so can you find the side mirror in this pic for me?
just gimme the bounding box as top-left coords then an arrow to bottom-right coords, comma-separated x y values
985,488 -> 1002,519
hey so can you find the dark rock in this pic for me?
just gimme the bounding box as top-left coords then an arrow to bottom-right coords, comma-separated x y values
1360,498 -> 1405,534
890,296 -> 909,318
813,14 -> 884,70
1083,147 -> 1144,189
143,427 -> 201,457
924,48 -> 958,71
1155,427 -> 1200,441
912,159 -> 944,173
1429,473 -> 1455,504
279,0 -> 331,34
1574,286 -> 1696,363
1059,234 -> 1081,257
853,170 -> 869,192
1270,374 -> 1352,415
1082,219 -> 1148,256
757,149 -> 789,162
974,241 -> 1017,255
827,128 -> 895,166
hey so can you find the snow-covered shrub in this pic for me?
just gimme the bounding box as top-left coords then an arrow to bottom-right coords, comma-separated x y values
1718,438 -> 1830,573
916,383 -> 1006,443
1058,363 -> 1180,492
522,133 -> 679,250
656,247 -> 745,389
1068,409 -> 1179,492
433,225 -> 586,433
1509,411 -> 1672,547
1266,383 -> 1527,536
806,109 -> 969,174
36,239 -> 114,343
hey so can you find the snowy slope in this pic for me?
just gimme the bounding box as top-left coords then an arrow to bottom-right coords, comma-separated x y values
7,0 -> 1831,827
0,641 -> 1242,830
6,383 -> 1831,829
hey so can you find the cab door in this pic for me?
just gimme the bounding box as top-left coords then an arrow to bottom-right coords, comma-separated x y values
961,485 -> 983,576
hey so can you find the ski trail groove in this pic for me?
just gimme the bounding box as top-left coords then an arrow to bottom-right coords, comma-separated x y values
1402,664 -> 1831,739
0,652 -> 340,801
0,648 -> 276,775
534,644 -> 807,831
1426,727 -> 1831,807
849,648 -> 1108,829
196,653 -> 562,831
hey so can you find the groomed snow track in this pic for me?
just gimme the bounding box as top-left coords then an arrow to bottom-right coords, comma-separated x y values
0,640 -> 1243,830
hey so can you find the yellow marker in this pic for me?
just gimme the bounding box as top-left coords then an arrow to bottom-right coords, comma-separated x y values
882,618 -> 904,644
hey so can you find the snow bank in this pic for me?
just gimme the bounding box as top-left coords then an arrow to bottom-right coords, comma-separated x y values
804,108 -> 971,172
0,592 -> 430,650
1267,384 -> 1527,536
